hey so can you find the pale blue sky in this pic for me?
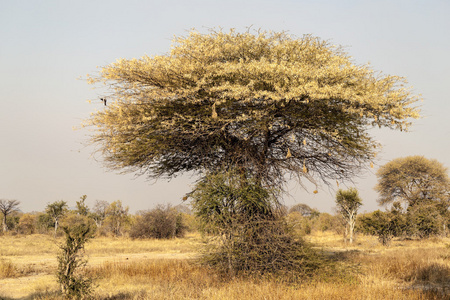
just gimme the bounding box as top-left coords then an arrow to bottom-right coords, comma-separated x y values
1,0 -> 449,213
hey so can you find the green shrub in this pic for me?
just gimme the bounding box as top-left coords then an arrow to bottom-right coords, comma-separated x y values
358,209 -> 407,245
57,223 -> 95,298
406,202 -> 444,238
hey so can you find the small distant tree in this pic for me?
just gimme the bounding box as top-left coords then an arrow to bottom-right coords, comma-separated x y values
36,212 -> 54,234
57,223 -> 94,298
46,200 -> 68,237
6,212 -> 21,234
335,188 -> 362,244
75,195 -> 90,216
104,200 -> 129,236
0,199 -> 20,233
289,203 -> 319,218
287,204 -> 320,236
90,200 -> 109,228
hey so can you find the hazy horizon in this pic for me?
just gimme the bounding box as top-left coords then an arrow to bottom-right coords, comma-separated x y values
1,0 -> 449,214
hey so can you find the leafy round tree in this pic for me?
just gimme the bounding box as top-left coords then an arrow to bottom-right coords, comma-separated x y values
85,29 -> 420,191
289,203 -> 319,218
375,156 -> 450,208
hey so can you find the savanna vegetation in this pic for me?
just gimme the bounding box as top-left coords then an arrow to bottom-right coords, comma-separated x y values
3,29 -> 448,299
1,223 -> 449,299
1,189 -> 449,299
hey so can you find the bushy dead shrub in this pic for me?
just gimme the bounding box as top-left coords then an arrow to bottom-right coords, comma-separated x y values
192,170 -> 325,277
200,218 -> 324,277
129,204 -> 187,239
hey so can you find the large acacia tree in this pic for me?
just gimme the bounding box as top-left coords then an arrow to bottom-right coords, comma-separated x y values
375,156 -> 450,238
376,156 -> 450,208
85,29 -> 420,193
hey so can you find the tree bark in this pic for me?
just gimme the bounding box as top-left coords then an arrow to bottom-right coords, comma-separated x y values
2,214 -> 7,233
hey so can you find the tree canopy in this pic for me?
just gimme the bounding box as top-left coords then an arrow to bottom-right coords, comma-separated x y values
375,156 -> 450,208
335,188 -> 362,243
85,29 -> 420,190
46,200 -> 68,236
0,199 -> 20,232
289,203 -> 319,218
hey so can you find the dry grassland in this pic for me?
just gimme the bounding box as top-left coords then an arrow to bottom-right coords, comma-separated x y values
0,232 -> 449,299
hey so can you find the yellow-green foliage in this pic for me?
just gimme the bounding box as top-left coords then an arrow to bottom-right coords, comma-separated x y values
18,213 -> 37,235
376,156 -> 450,207
85,29 -> 420,188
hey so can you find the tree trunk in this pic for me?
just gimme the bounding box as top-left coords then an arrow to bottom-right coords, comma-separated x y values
349,222 -> 354,244
54,219 -> 59,237
344,226 -> 348,244
2,214 -> 7,233
348,214 -> 355,244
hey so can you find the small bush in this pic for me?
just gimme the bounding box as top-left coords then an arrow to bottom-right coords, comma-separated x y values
36,212 -> 54,234
287,212 -> 312,236
18,214 -> 37,235
5,213 -> 20,234
316,213 -> 345,234
57,223 -> 95,298
129,204 -> 187,239
103,200 -> 130,236
358,209 -> 407,246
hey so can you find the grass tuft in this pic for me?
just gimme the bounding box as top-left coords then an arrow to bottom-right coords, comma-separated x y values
0,259 -> 17,278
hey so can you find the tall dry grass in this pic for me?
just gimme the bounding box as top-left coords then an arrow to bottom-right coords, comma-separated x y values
85,233 -> 199,256
0,259 -> 17,278
86,258 -> 446,299
1,232 -> 449,299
